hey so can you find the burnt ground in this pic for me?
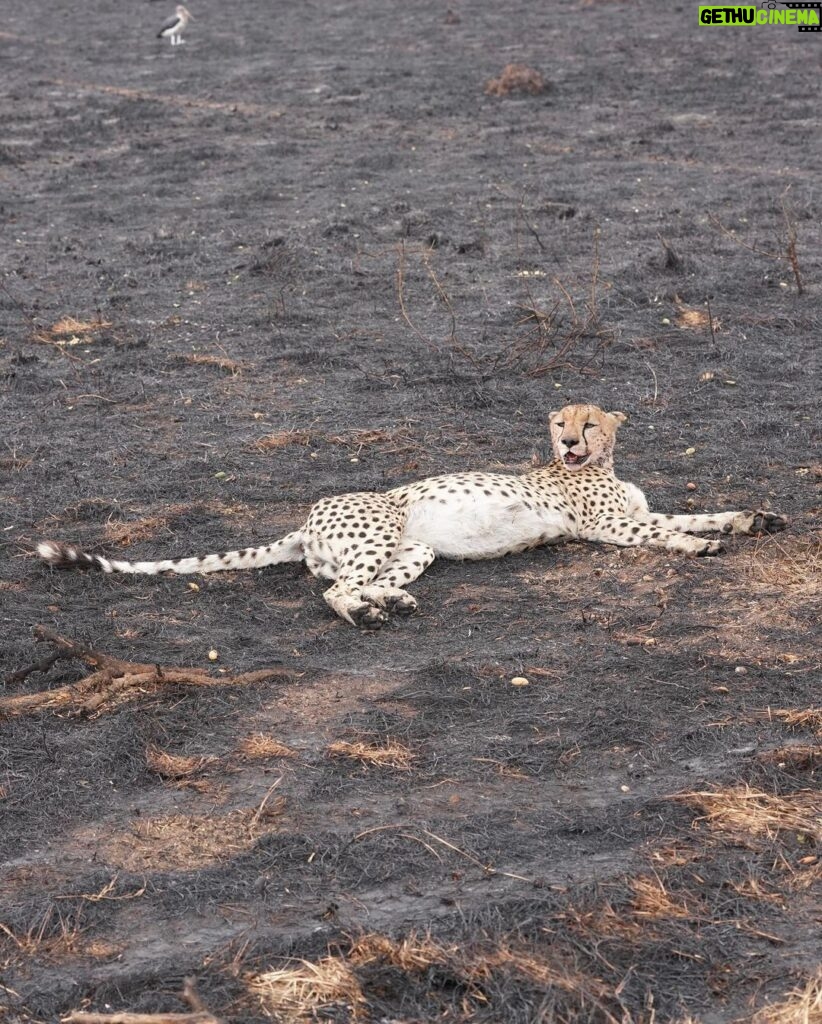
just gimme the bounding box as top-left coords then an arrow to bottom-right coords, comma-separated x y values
1,1 -> 821,1021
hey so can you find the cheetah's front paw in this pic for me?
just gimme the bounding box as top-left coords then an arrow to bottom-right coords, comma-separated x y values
748,511 -> 787,536
385,592 -> 417,617
696,539 -> 725,556
349,603 -> 388,630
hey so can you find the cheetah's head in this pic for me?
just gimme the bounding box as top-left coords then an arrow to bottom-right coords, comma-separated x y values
548,404 -> 627,471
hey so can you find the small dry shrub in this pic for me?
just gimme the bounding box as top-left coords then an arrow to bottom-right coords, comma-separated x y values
485,63 -> 547,97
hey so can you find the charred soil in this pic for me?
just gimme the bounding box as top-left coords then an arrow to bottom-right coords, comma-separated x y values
1,2 -> 820,1022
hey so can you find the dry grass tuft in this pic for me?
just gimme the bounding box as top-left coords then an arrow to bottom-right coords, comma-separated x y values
145,746 -> 218,780
253,429 -> 312,451
765,708 -> 822,737
478,944 -> 614,1007
33,315 -> 112,346
752,968 -> 822,1024
757,746 -> 821,770
629,875 -> 695,920
485,63 -> 547,96
675,301 -> 721,333
248,956 -> 365,1021
327,739 -> 414,769
183,352 -> 243,374
237,734 -> 296,760
349,932 -> 454,972
676,785 -> 821,844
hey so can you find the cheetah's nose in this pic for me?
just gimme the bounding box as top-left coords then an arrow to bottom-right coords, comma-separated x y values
562,437 -> 579,448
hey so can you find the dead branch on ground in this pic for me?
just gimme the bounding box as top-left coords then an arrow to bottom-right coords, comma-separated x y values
2,626 -> 295,719
63,978 -> 222,1024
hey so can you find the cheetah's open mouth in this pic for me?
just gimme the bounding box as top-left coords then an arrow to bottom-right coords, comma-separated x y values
564,452 -> 589,466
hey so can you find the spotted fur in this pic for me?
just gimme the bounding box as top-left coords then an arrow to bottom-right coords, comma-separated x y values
37,404 -> 786,628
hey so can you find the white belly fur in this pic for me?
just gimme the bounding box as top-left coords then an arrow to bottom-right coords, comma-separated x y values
403,493 -> 569,560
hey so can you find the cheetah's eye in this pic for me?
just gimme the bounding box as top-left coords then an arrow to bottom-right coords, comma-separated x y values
584,422 -> 596,429
555,421 -> 564,428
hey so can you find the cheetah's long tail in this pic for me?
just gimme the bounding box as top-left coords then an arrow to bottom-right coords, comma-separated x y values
36,532 -> 305,576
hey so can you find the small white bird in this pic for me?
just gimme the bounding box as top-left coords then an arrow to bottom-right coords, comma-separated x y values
158,5 -> 192,46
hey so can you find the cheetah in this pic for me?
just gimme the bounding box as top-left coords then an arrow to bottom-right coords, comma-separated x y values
37,403 -> 786,629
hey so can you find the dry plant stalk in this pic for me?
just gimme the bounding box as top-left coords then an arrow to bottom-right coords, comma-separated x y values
63,978 -> 222,1024
327,739 -> 414,769
62,1014 -> 218,1024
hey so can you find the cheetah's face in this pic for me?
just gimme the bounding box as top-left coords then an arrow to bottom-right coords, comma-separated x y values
548,404 -> 627,470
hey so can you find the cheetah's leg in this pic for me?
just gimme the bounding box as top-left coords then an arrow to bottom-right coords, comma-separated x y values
360,541 -> 436,616
630,511 -> 787,536
581,515 -> 724,556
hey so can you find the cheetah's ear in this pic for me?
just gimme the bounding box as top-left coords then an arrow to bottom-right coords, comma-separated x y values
549,409 -> 561,421
609,411 -> 628,426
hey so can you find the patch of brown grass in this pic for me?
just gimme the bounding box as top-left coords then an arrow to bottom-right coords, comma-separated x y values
145,745 -> 219,780
748,535 -> 821,591
325,426 -> 419,454
752,968 -> 822,1024
676,785 -> 821,844
327,739 -> 414,769
237,734 -> 296,760
485,63 -> 547,96
103,515 -> 170,547
248,933 -> 618,1023
95,805 -> 285,871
